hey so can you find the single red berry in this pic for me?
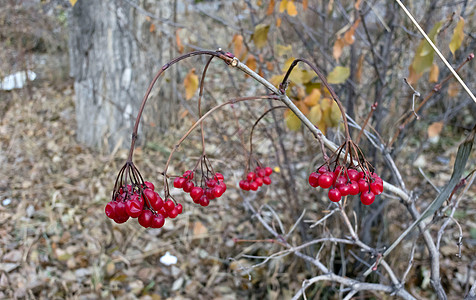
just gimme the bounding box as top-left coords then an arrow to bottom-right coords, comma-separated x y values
150,214 -> 165,228
349,181 -> 360,195
361,191 -> 375,205
334,165 -> 343,176
126,198 -> 143,218
144,189 -> 158,204
370,181 -> 383,195
173,177 -> 185,189
347,169 -> 359,181
335,176 -> 347,188
218,182 -> 227,194
190,186 -> 204,201
183,170 -> 194,179
318,166 -> 329,174
138,210 -> 153,228
149,193 -> 164,211
247,172 -> 256,182
255,177 -> 263,186
168,208 -> 179,219
239,180 -> 250,191
214,172 -> 224,181
328,188 -> 342,202
158,208 -> 168,218
249,181 -> 259,191
205,188 -> 216,200
164,200 -> 175,212
175,203 -> 183,214
357,171 -> 365,180
105,201 -> 117,219
199,195 -> 210,207
257,168 -> 266,178
113,214 -> 129,224
318,174 -> 333,189
358,179 -> 370,193
263,176 -> 272,185
264,167 -> 273,176
182,180 -> 194,193
338,184 -> 351,197
309,172 -> 320,187
213,185 -> 225,198
206,179 -> 217,188
115,201 -> 128,218
144,181 -> 155,190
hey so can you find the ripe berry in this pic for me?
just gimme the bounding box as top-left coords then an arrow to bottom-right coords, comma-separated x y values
318,174 -> 333,189
247,172 -> 256,182
214,173 -> 224,181
206,188 -> 216,200
199,195 -> 210,207
264,167 -> 273,176
361,191 -> 375,205
328,188 -> 342,202
144,181 -> 155,190
114,214 -> 129,224
105,201 -> 117,219
347,169 -> 359,181
175,203 -> 183,214
173,177 -> 185,188
138,210 -> 153,228
318,166 -> 329,174
144,189 -> 158,204
255,177 -> 263,186
182,180 -> 194,193
263,176 -> 272,185
309,172 -> 320,187
206,179 -> 217,188
164,200 -> 175,212
190,187 -> 204,201
257,168 -> 266,178
239,180 -> 250,190
183,170 -> 194,179
149,193 -> 164,211
358,179 -> 370,193
126,198 -> 143,218
349,181 -> 360,195
334,165 -> 342,176
150,214 -> 165,228
249,181 -> 259,191
338,184 -> 351,197
168,208 -> 179,219
370,181 -> 383,195
115,201 -> 128,218
335,176 -> 347,188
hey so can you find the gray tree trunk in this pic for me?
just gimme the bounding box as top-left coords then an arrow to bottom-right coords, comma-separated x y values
68,0 -> 176,151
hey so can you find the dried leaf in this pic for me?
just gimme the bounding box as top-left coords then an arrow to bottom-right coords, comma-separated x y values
449,17 -> 465,55
232,34 -> 246,61
149,23 -> 156,33
286,0 -> 298,16
447,81 -> 460,98
343,19 -> 360,45
303,89 -> 321,106
297,100 -> 309,115
193,221 -> 208,236
279,0 -> 288,13
407,65 -> 422,85
69,0 -> 77,6
267,0 -> 275,15
183,68 -> 198,100
252,24 -> 270,49
246,54 -> 257,72
411,21 -> 442,75
355,54 -> 365,83
307,104 -> 322,125
429,63 -> 439,83
333,37 -> 345,60
176,29 -> 184,54
354,0 -> 362,9
266,61 -> 274,71
284,109 -> 301,131
327,66 -> 350,84
303,0 -> 308,10
276,17 -> 282,27
428,121 -> 444,138
276,44 -> 293,57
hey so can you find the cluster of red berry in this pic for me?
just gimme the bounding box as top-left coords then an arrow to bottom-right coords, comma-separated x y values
239,166 -> 273,191
173,170 -> 226,207
105,181 -> 183,228
308,166 -> 383,205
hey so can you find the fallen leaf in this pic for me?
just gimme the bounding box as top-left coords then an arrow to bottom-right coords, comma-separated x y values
428,121 -> 444,138
327,66 -> 350,84
449,17 -> 465,55
183,68 -> 198,100
252,24 -> 270,49
193,221 -> 208,236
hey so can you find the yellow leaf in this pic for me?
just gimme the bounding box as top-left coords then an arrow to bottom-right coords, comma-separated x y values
269,74 -> 284,87
286,0 -> 298,16
411,21 -> 442,74
69,0 -> 77,6
183,68 -> 198,100
276,44 -> 293,57
429,63 -> 439,83
284,109 -> 301,131
301,70 -> 315,84
303,0 -> 308,10
276,17 -> 282,27
327,66 -> 350,84
297,101 -> 309,115
428,122 -> 444,138
447,82 -> 460,98
246,54 -> 257,72
232,34 -> 247,61
307,104 -> 322,125
252,24 -> 270,49
267,0 -> 275,15
304,89 -> 321,106
449,17 -> 465,55
333,37 -> 345,60
273,166 -> 281,173
329,101 -> 341,127
176,29 -> 184,54
355,54 -> 365,83
279,0 -> 288,13
344,19 -> 360,45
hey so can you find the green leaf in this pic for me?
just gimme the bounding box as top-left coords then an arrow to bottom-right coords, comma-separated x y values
327,66 -> 350,84
285,110 -> 301,131
411,21 -> 442,74
449,17 -> 465,55
252,24 -> 270,49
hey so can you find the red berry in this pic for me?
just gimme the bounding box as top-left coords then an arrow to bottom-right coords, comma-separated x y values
263,176 -> 272,185
214,172 -> 224,181
144,181 -> 155,190
247,172 -> 256,182
113,214 -> 129,224
168,208 -> 179,219
126,198 -> 143,218
318,174 -> 333,189
182,180 -> 194,193
150,214 -> 165,228
338,184 -> 351,197
328,188 -> 342,202
347,169 -> 359,181
370,181 -> 383,195
183,170 -> 194,179
349,181 -> 360,195
257,168 -> 266,178
213,184 -> 226,198
149,193 -> 164,211
335,176 -> 347,188
190,187 -> 204,201
255,177 -> 263,186
144,189 -> 158,204
199,195 -> 210,207
361,191 -> 375,205
175,203 -> 183,214
357,171 -> 365,180
105,201 -> 117,219
358,179 -> 370,193
138,210 -> 153,227
206,188 -> 216,200
173,177 -> 185,189
318,166 -> 329,174
249,181 -> 259,191
309,172 -> 320,187
164,200 -> 175,212
334,166 -> 343,176
239,180 -> 250,190
206,179 -> 217,188
264,167 -> 273,176
158,208 -> 168,218
115,201 -> 128,218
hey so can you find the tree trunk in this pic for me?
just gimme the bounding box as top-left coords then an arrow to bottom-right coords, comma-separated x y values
68,0 -> 175,151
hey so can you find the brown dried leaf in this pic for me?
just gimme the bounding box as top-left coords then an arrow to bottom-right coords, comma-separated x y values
428,121 -> 444,138
266,0 -> 275,15
183,68 -> 198,100
429,63 -> 439,83
333,37 -> 345,61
